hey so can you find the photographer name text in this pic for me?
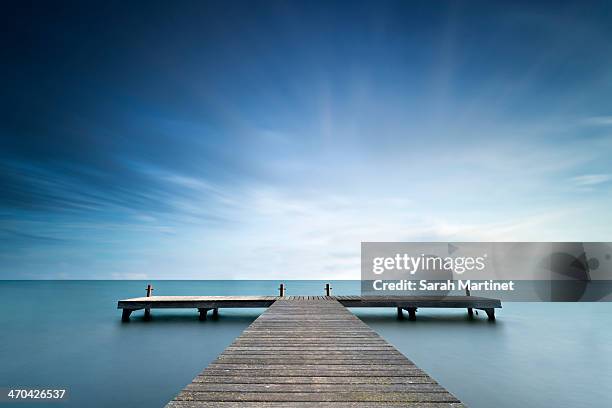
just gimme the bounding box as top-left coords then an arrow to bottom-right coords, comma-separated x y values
372,279 -> 515,291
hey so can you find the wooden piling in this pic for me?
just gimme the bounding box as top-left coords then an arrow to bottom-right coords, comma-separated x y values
407,307 -> 417,321
121,309 -> 133,322
325,283 -> 332,296
465,286 -> 473,318
483,308 -> 495,321
279,283 -> 285,297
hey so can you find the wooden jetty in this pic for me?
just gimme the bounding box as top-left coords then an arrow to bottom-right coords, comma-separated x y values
118,288 -> 500,406
164,298 -> 467,407
118,295 -> 501,322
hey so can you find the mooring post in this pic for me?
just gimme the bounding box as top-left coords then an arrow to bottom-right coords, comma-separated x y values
279,283 -> 285,297
465,287 -> 473,318
325,283 -> 332,296
144,284 -> 153,320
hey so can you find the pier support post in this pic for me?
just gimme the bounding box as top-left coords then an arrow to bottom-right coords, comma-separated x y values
121,309 -> 133,322
212,308 -> 219,319
279,283 -> 285,297
407,307 -> 417,321
397,307 -> 404,320
484,308 -> 495,321
198,308 -> 210,321
325,283 -> 332,296
465,287 -> 473,318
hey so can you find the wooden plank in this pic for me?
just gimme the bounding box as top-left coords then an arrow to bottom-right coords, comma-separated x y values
198,369 -> 430,377
165,299 -> 463,407
193,376 -> 437,384
207,364 -> 418,370
167,402 -> 466,408
184,383 -> 446,392
174,391 -> 459,402
213,359 -> 412,365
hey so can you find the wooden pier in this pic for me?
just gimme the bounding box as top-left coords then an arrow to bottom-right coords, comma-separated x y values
118,289 -> 501,406
164,298 -> 467,407
118,295 -> 501,321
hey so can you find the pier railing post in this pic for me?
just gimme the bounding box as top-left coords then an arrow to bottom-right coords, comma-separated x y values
325,283 -> 332,296
144,284 -> 153,320
279,283 -> 285,297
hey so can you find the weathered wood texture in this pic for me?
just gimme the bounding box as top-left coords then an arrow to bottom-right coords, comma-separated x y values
165,299 -> 465,407
335,296 -> 501,309
118,296 -> 278,310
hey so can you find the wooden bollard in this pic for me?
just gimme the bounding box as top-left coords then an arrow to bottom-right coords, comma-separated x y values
324,283 -> 332,296
144,284 -> 153,320
279,283 -> 285,297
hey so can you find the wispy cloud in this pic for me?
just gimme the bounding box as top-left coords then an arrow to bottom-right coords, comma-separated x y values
3,2 -> 612,278
583,116 -> 612,126
569,174 -> 612,186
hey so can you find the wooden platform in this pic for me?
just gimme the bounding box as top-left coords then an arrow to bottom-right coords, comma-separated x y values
117,295 -> 501,321
165,299 -> 466,408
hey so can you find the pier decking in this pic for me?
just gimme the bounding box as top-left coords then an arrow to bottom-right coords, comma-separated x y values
118,295 -> 501,321
165,299 -> 466,408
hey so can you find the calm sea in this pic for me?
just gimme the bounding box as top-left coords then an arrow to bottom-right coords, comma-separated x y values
0,280 -> 611,408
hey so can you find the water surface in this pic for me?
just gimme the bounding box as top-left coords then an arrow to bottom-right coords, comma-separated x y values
0,281 -> 610,407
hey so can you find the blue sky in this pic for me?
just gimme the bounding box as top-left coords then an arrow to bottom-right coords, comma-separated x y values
2,0 -> 612,279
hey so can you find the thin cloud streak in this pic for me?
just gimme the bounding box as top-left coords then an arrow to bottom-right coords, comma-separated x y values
583,116 -> 612,126
569,174 -> 612,186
